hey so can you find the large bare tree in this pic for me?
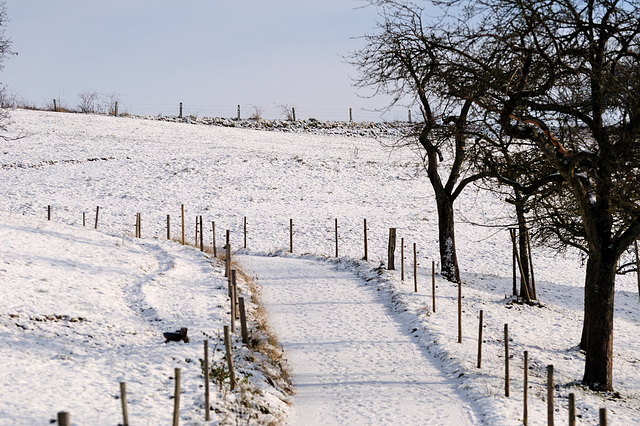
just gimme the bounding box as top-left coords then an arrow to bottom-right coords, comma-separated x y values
354,0 -> 640,390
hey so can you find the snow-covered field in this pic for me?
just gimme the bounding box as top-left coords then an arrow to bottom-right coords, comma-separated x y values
1,109 -> 638,424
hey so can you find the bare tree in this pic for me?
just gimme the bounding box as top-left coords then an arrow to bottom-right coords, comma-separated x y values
356,0 -> 640,390
77,90 -> 100,114
349,1 -> 486,282
442,0 -> 640,390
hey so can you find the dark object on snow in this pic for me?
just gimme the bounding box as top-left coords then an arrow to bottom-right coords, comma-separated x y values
164,327 -> 189,343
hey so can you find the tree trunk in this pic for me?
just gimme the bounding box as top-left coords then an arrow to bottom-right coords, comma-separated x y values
580,249 -> 616,391
436,194 -> 461,283
514,199 -> 532,299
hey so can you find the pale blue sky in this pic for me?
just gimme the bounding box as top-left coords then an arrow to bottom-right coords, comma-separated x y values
1,1 -> 410,121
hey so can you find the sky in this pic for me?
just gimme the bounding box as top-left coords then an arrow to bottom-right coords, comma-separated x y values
0,1 -> 413,122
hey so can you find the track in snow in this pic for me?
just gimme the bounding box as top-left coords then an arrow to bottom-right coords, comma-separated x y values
238,255 -> 477,425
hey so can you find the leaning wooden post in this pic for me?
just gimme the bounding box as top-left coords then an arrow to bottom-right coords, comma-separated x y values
181,205 -> 185,245
413,243 -> 418,292
458,280 -> 462,343
94,206 -> 100,229
504,323 -> 510,397
432,260 -> 436,313
223,326 -> 236,390
401,238 -> 405,281
243,216 -> 247,249
477,310 -> 483,368
239,297 -> 249,345
547,365 -> 554,426
204,340 -> 210,421
568,392 -> 575,426
388,228 -> 396,270
230,270 -> 237,333
120,382 -> 129,426
289,219 -> 293,253
335,218 -> 339,257
524,351 -> 529,426
363,219 -> 368,261
599,408 -> 607,426
167,214 -> 170,240
57,412 -> 69,426
173,367 -> 181,426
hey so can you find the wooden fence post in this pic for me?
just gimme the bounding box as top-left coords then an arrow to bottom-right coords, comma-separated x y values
48,205 -> 51,220
224,326 -> 236,390
413,243 -> 417,293
635,239 -> 640,296
204,340 -> 210,421
504,323 -> 510,397
292,107 -> 296,121
510,228 -> 517,295
94,206 -> 99,229
195,216 -> 199,247
230,270 -> 237,333
388,228 -> 396,270
225,230 -> 230,277
477,310 -> 483,368
547,365 -> 554,426
179,102 -> 183,119
524,351 -> 529,426
599,408 -> 607,426
289,219 -> 293,253
114,101 -> 118,117
83,212 -> 86,227
53,98 -> 57,112
212,221 -> 216,257
167,214 -> 170,240
401,238 -> 405,281
173,368 -> 181,426
200,215 -> 204,251
335,218 -> 338,257
349,107 -> 353,122
57,412 -> 69,426
432,260 -> 436,313
239,297 -> 249,345
181,205 -> 185,245
243,216 -> 247,249
237,105 -> 241,120
458,280 -> 462,343
120,382 -> 129,426
568,392 -> 575,426
363,219 -> 368,261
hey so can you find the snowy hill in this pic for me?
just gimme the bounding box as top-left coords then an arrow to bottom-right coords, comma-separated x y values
1,109 -> 638,424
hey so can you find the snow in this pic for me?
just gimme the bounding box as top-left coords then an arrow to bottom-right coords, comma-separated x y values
238,254 -> 477,425
0,109 -> 639,424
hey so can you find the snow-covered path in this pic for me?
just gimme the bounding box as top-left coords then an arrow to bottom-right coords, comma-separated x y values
238,254 -> 478,425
